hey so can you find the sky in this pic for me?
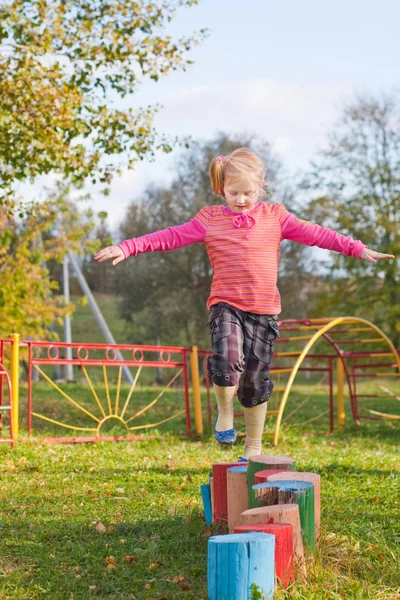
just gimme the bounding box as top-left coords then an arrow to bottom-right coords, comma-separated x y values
16,0 -> 400,231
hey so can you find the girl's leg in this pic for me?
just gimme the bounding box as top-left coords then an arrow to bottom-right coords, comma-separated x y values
214,383 -> 238,432
242,402 -> 268,459
207,304 -> 245,442
238,313 -> 279,458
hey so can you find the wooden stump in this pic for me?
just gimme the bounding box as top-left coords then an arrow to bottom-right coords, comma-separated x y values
208,532 -> 275,600
234,523 -> 294,587
247,456 -> 296,508
241,504 -> 305,573
251,482 -> 281,508
268,472 -> 321,541
227,466 -> 248,533
200,484 -> 212,526
272,480 -> 315,552
210,476 -> 214,523
254,469 -> 294,485
212,462 -> 244,524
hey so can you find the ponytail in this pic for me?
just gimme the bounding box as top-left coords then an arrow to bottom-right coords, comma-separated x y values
209,155 -> 227,197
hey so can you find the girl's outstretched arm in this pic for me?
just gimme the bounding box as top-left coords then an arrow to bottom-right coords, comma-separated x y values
279,209 -> 394,261
94,218 -> 207,266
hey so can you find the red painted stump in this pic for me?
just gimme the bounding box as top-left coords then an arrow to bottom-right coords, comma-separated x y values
234,523 -> 294,587
254,469 -> 294,485
212,462 -> 244,524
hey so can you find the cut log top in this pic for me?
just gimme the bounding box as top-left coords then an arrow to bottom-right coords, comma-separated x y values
227,466 -> 248,474
234,523 -> 292,533
254,480 -> 314,491
254,469 -> 293,484
243,503 -> 300,517
209,532 -> 275,544
249,455 -> 296,466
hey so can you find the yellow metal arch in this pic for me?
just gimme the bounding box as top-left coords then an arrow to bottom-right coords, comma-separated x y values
273,317 -> 400,446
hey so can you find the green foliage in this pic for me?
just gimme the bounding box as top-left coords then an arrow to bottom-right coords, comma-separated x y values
0,0 -> 207,203
0,183 -> 95,339
302,94 -> 400,344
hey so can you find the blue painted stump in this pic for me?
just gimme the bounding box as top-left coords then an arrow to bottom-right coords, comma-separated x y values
208,532 -> 275,600
200,483 -> 213,526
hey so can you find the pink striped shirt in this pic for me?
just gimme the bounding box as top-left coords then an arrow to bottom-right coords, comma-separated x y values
119,202 -> 367,314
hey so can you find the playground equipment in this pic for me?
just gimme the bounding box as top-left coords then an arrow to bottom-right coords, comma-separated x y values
0,316 -> 399,445
0,338 -> 15,447
199,316 -> 400,445
205,454 -> 317,597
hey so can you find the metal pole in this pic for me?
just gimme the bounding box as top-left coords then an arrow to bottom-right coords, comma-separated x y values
63,254 -> 74,381
10,333 -> 20,439
68,252 -> 133,385
190,346 -> 203,435
337,357 -> 345,426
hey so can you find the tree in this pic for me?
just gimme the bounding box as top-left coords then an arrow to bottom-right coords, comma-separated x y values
83,211 -> 114,294
115,133 -> 312,348
301,94 -> 400,344
0,185 -> 96,339
0,0 -> 206,204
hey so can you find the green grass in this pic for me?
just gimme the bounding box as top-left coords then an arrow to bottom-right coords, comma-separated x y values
0,381 -> 399,600
62,294 -> 134,346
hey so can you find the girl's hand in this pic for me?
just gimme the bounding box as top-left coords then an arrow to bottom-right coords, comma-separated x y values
360,248 -> 395,264
94,245 -> 125,266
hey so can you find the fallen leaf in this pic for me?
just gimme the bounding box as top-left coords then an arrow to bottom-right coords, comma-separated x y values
149,561 -> 164,569
181,583 -> 191,590
124,555 -> 138,564
107,526 -> 115,534
106,563 -> 116,570
373,496 -> 380,503
95,522 -> 106,533
172,575 -> 184,583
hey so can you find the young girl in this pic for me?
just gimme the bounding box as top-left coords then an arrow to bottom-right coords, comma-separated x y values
94,148 -> 394,460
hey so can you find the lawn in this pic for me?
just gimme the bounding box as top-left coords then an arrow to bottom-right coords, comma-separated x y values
0,380 -> 399,600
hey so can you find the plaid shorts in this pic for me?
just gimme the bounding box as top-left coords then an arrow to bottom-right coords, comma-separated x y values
207,302 -> 280,408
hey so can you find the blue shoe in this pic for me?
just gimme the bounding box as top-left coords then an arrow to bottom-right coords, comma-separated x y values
238,456 -> 248,463
214,417 -> 236,445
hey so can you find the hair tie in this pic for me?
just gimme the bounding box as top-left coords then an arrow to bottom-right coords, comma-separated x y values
219,155 -> 226,162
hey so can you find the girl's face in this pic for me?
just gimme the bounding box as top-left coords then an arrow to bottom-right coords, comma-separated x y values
223,177 -> 260,213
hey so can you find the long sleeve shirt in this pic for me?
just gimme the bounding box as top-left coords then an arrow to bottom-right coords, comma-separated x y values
118,202 -> 367,314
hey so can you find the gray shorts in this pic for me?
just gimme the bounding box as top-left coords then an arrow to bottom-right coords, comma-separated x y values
207,302 -> 279,408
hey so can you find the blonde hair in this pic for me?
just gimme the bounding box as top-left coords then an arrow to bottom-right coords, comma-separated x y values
209,148 -> 266,197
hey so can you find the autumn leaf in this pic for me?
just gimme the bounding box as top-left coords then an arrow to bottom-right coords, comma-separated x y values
95,522 -> 106,533
124,555 -> 138,564
181,583 -> 191,591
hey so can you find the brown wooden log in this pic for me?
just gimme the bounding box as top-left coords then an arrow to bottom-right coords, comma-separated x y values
241,504 -> 305,574
268,472 -> 321,541
227,466 -> 249,533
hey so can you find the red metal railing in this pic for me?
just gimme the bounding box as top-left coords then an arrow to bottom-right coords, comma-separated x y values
25,340 -> 192,442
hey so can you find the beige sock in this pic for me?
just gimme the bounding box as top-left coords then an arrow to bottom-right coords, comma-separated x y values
242,402 -> 268,459
214,384 -> 237,431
